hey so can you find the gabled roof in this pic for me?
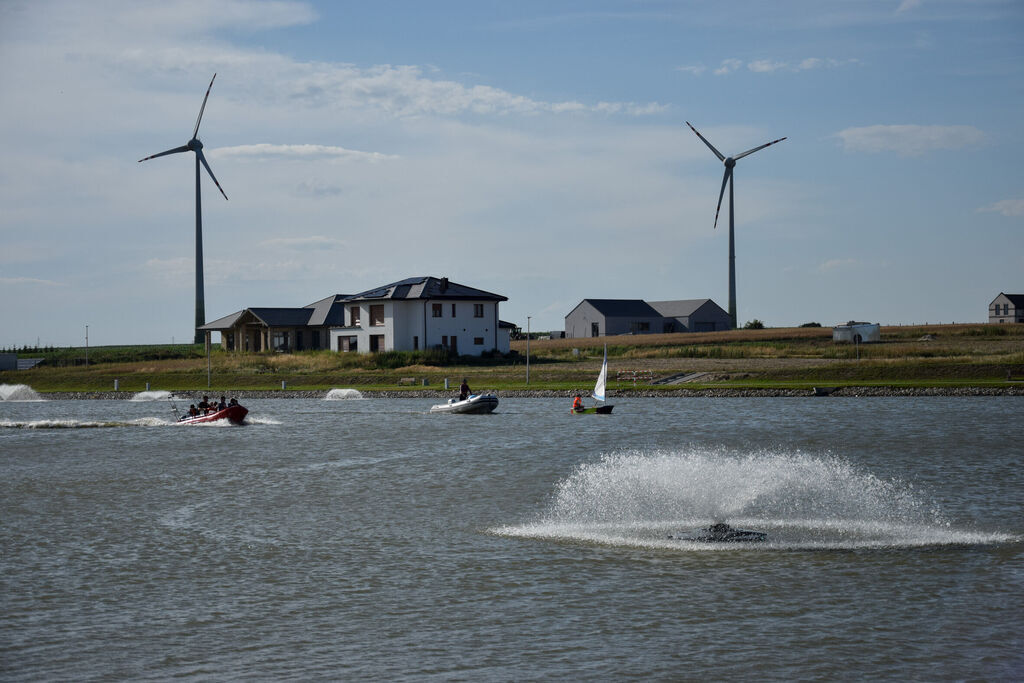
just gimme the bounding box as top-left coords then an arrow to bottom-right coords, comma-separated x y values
572,299 -> 662,318
994,293 -> 1024,306
648,299 -> 724,317
248,308 -> 317,327
346,276 -> 507,302
305,294 -> 351,326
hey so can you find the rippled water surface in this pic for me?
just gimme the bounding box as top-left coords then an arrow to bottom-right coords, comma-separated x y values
2,393 -> 1022,680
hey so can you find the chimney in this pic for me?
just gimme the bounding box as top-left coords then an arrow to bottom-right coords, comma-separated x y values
440,277 -> 449,292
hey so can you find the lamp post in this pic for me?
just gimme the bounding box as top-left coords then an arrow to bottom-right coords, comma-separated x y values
526,316 -> 531,386
85,325 -> 89,366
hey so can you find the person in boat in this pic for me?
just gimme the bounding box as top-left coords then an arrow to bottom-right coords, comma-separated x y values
572,395 -> 584,412
217,396 -> 227,411
198,395 -> 211,414
459,379 -> 471,401
188,404 -> 199,418
228,398 -> 239,407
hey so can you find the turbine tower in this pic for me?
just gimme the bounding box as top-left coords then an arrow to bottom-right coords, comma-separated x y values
139,74 -> 228,345
686,121 -> 785,329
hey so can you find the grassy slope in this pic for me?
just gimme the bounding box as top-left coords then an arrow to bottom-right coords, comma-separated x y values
2,324 -> 1022,393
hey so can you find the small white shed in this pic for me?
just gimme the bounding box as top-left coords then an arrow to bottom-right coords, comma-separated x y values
833,321 -> 880,343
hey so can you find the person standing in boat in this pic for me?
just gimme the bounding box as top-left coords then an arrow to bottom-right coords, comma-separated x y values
459,379 -> 471,401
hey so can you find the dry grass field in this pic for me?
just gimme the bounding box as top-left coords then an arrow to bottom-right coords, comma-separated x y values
4,324 -> 1022,393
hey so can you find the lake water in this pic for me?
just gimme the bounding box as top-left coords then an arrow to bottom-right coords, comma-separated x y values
2,392 -> 1022,680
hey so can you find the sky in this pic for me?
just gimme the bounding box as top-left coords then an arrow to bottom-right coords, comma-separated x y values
1,0 -> 1022,348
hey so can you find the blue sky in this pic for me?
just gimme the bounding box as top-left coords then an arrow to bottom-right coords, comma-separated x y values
1,0 -> 1021,347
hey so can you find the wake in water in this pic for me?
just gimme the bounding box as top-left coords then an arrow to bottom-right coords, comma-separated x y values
494,447 -> 1015,551
0,417 -> 171,429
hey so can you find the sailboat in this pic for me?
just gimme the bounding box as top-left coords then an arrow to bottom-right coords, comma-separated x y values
572,345 -> 614,414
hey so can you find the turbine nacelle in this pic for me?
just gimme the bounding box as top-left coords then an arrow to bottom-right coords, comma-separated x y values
187,138 -> 203,152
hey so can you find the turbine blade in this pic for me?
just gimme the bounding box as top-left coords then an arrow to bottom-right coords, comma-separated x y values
734,135 -> 787,161
138,145 -> 190,162
686,121 -> 725,162
192,73 -> 217,140
197,149 -> 228,200
713,167 -> 732,229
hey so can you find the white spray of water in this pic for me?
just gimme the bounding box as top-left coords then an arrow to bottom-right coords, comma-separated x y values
0,384 -> 44,401
325,388 -> 364,400
494,447 -> 1012,550
130,390 -> 174,401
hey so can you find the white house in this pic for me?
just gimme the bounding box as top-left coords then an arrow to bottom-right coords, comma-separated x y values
989,293 -> 1024,324
833,321 -> 881,343
329,276 -> 509,356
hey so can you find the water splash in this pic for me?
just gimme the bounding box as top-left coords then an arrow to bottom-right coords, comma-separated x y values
325,388 -> 364,400
0,384 -> 44,401
494,447 -> 1014,550
130,390 -> 174,401
0,417 -> 171,429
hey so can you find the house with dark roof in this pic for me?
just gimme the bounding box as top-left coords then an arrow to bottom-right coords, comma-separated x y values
329,276 -> 509,355
648,299 -> 732,333
200,294 -> 350,352
200,276 -> 510,356
564,298 -> 730,338
989,293 -> 1024,324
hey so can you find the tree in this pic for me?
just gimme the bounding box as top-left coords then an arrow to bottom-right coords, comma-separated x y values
743,319 -> 765,329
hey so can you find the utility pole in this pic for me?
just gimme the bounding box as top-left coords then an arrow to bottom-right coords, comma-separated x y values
85,325 -> 89,366
526,316 -> 531,386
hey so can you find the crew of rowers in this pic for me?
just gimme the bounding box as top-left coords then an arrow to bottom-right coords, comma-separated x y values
185,395 -> 240,418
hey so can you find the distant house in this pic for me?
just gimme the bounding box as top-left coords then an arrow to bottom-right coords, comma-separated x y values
989,293 -> 1024,324
833,321 -> 880,343
564,298 -> 730,338
200,294 -> 349,352
649,299 -> 731,333
329,276 -> 509,355
202,276 -> 509,356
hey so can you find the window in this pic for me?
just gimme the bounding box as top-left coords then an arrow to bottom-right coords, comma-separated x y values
272,331 -> 289,351
451,303 -> 457,317
370,305 -> 384,326
630,321 -> 650,333
413,336 -> 418,350
442,335 -> 448,347
339,336 -> 357,352
432,304 -> 442,318
370,334 -> 384,352
474,337 -> 484,345
474,304 -> 484,318
349,306 -> 361,326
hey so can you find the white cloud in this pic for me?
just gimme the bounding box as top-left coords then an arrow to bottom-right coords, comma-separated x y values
748,59 -> 788,73
835,124 -> 986,156
675,64 -> 706,76
705,57 -> 857,76
0,276 -> 64,287
211,144 -> 397,162
714,59 -> 743,76
896,0 -> 923,14
978,199 -> 1024,217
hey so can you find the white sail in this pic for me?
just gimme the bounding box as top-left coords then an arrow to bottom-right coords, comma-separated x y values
592,346 -> 607,402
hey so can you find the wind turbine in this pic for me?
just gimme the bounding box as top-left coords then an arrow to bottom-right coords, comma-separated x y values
686,121 -> 785,330
139,74 -> 228,345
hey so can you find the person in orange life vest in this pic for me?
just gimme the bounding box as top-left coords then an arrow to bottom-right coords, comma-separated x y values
572,395 -> 584,412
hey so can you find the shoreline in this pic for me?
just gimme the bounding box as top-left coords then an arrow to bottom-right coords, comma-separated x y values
36,387 -> 1024,400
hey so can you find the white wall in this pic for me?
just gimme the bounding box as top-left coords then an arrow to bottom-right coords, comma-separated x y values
330,298 -> 505,355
